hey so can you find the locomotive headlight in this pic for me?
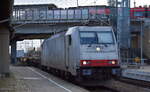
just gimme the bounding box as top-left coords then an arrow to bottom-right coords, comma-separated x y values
83,61 -> 88,65
96,47 -> 101,51
81,60 -> 91,66
111,61 -> 116,64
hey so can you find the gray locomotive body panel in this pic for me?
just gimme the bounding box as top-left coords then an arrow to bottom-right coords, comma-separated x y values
41,32 -> 67,71
41,29 -> 80,75
66,28 -> 80,75
80,45 -> 118,60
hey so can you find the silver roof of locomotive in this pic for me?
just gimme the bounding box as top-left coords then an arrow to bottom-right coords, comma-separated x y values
66,26 -> 112,35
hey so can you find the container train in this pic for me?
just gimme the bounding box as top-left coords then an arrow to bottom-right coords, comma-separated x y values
17,48 -> 41,66
41,26 -> 120,85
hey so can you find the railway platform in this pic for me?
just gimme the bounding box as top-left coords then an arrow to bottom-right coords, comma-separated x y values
0,66 -> 88,92
122,65 -> 150,82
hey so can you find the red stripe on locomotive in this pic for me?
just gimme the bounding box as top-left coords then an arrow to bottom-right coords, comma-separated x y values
80,60 -> 118,67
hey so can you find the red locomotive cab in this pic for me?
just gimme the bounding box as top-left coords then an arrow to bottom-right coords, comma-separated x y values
130,7 -> 145,19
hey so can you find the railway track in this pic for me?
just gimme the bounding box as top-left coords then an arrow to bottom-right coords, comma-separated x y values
86,86 -> 119,92
86,78 -> 150,92
116,77 -> 150,89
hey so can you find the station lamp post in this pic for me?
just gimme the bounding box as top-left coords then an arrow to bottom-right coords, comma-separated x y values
140,18 -> 144,67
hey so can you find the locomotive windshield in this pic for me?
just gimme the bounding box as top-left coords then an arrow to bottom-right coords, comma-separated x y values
80,32 -> 97,44
80,31 -> 114,44
97,32 -> 113,44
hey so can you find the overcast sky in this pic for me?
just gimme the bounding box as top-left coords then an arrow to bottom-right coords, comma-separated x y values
14,0 -> 150,8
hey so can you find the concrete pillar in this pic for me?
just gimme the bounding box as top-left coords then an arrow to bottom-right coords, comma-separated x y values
11,40 -> 17,64
0,26 -> 10,76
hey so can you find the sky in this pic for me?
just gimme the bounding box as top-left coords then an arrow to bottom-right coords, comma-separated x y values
14,0 -> 150,8
17,40 -> 42,51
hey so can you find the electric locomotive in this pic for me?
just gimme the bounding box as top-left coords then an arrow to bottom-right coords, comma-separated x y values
41,26 -> 120,84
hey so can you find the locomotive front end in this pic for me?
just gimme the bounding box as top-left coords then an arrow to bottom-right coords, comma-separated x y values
77,27 -> 120,82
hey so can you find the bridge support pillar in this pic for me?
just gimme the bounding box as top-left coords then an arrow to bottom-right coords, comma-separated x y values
11,40 -> 17,64
0,26 -> 10,77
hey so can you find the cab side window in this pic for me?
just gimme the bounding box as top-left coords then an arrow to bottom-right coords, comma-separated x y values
68,35 -> 72,46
